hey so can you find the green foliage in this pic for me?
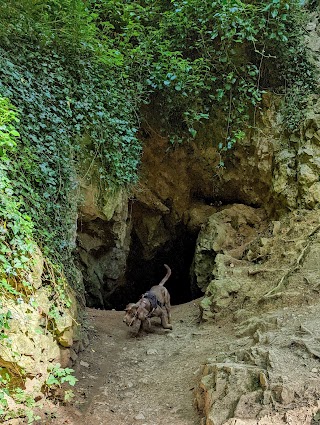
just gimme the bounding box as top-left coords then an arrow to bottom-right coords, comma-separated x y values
0,98 -> 75,421
0,0 -> 97,50
0,369 -> 10,416
0,304 -> 11,341
1,1 -> 315,193
46,363 -> 77,388
89,0 -> 317,145
0,368 -> 41,424
0,98 -> 36,300
0,5 -> 142,285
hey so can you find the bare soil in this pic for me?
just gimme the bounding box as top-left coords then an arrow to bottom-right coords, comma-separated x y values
42,296 -> 320,425
51,300 -> 230,425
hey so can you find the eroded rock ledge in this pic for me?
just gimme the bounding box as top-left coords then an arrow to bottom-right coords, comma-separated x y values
195,303 -> 320,425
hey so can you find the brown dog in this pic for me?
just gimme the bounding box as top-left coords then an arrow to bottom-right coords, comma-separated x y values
123,264 -> 172,332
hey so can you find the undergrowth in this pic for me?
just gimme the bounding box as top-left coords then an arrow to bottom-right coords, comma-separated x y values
89,0 -> 317,149
0,98 -> 78,423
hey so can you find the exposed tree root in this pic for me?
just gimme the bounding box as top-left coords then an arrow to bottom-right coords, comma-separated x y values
263,224 -> 320,299
248,268 -> 288,276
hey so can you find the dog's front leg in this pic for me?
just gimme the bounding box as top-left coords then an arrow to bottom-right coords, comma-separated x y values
165,302 -> 172,324
160,311 -> 173,330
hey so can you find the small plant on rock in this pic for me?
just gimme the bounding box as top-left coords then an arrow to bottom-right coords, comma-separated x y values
45,363 -> 78,400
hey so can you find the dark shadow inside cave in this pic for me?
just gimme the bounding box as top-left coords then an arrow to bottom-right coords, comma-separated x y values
77,206 -> 204,311
106,224 -> 203,310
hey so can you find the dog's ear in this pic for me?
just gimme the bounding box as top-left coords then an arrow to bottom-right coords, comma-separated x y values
125,303 -> 136,311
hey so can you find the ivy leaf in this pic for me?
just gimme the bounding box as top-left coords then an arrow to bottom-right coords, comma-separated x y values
188,128 -> 197,137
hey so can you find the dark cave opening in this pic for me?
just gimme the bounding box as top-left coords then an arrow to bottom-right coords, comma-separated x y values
104,224 -> 203,310
77,206 -> 204,311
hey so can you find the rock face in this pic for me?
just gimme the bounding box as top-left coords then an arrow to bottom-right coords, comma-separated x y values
77,92 -> 320,309
0,246 -> 85,393
77,182 -> 131,308
298,101 -> 320,209
195,362 -> 265,425
0,299 -> 60,377
197,208 -> 320,321
195,302 -> 320,425
193,204 -> 267,293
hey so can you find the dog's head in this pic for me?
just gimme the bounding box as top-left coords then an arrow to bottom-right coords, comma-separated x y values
123,300 -> 149,327
123,303 -> 141,335
123,303 -> 137,326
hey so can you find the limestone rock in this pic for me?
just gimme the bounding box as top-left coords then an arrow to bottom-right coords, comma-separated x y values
309,182 -> 320,205
195,362 -> 266,425
0,280 -> 78,382
194,204 -> 266,292
33,287 -> 52,316
102,188 -> 127,222
58,328 -> 74,348
54,313 -> 73,335
134,213 -> 171,259
60,348 -> 71,368
298,164 -> 318,187
134,413 -> 145,421
184,203 -> 218,233
199,297 -> 215,322
133,183 -> 170,214
0,301 -> 60,377
78,182 -> 130,308
27,245 -> 44,290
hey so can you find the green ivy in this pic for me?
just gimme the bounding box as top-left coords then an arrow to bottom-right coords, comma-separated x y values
0,98 -> 35,294
0,35 -> 142,282
89,0 -> 317,147
46,363 -> 78,388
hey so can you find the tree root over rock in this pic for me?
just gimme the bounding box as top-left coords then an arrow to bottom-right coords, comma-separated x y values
263,224 -> 320,299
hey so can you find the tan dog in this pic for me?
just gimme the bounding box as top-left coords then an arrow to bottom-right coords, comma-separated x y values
123,264 -> 172,332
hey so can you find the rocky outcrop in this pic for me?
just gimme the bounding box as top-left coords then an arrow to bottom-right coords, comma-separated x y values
0,246 -> 84,394
75,10 -> 320,308
0,299 -> 60,377
195,362 -> 267,425
76,92 -> 320,308
298,101 -> 320,208
195,303 -> 320,424
195,207 -> 320,321
77,181 -> 131,308
193,204 -> 267,293
130,92 -> 320,269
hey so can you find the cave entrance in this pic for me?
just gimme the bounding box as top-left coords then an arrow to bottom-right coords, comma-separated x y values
98,222 -> 203,311
77,202 -> 203,311
126,225 -> 202,306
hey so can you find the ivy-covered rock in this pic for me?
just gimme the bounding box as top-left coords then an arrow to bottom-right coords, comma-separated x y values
0,299 -> 60,377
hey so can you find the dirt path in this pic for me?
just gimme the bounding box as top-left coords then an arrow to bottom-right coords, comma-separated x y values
48,296 -> 320,425
54,299 -> 233,425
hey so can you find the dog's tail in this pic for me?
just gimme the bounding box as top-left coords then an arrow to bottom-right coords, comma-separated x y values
158,264 -> 171,286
